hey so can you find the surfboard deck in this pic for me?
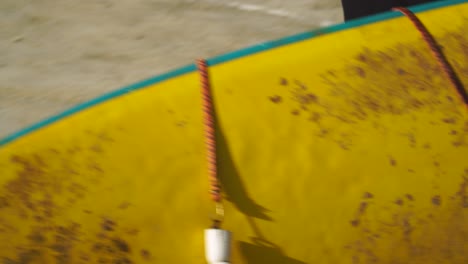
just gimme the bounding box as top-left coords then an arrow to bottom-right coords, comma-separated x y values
0,1 -> 467,263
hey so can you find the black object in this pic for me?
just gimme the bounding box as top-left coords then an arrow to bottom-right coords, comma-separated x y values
341,0 -> 441,21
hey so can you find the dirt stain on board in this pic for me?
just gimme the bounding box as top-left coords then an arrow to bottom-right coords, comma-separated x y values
346,175 -> 468,264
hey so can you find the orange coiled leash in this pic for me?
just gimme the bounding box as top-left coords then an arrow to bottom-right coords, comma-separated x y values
393,7 -> 468,108
197,59 -> 222,207
197,59 -> 231,264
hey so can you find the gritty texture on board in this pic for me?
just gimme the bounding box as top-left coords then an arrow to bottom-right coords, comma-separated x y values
0,131 -> 153,263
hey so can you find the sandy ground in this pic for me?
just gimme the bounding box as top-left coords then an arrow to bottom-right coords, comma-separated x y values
0,0 -> 343,138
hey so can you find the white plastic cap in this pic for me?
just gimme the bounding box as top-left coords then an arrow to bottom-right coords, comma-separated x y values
205,228 -> 231,264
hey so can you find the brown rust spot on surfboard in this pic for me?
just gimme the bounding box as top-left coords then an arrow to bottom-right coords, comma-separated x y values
293,91 -> 319,106
350,219 -> 360,227
431,195 -> 441,206
112,238 -> 130,253
457,175 -> 468,208
118,202 -> 131,210
85,218 -> 138,262
282,27 -> 468,153
10,217 -> 137,263
346,175 -> 468,263
395,199 -> 404,206
4,152 -> 95,221
0,149 -> 137,263
397,68 -> 407,75
355,67 -> 366,78
90,144 -> 103,153
318,30 -> 467,123
280,77 -> 288,86
102,219 -> 117,232
269,95 -> 282,103
406,194 -> 414,201
4,223 -> 81,264
141,249 -> 151,261
350,200 -> 370,228
27,230 -> 47,244
7,155 -> 49,214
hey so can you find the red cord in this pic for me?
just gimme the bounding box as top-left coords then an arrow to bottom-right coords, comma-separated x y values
196,59 -> 222,203
393,7 -> 468,107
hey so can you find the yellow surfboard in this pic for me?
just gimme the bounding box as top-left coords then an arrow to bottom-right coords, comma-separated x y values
0,1 -> 467,263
